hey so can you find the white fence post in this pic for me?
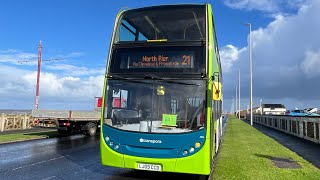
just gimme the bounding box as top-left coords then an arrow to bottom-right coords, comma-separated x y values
296,120 -> 299,135
318,122 -> 320,142
313,122 -> 316,140
0,113 -> 5,132
23,114 -> 27,129
304,121 -> 307,138
299,119 -> 303,138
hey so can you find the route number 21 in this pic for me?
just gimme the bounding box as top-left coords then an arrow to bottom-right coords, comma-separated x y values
182,55 -> 191,65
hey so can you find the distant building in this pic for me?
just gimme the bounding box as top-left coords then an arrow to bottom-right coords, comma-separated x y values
256,104 -> 286,115
240,107 -> 259,118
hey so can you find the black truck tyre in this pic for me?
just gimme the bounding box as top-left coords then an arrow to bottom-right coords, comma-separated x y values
86,122 -> 97,136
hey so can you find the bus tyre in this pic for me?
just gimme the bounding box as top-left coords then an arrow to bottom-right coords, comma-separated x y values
86,122 -> 97,136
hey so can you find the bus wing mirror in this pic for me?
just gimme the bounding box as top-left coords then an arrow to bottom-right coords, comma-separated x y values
212,82 -> 222,101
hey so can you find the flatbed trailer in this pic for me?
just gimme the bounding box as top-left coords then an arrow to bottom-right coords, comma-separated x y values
32,109 -> 100,136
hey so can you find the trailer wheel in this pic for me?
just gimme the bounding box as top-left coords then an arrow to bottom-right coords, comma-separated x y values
86,122 -> 97,136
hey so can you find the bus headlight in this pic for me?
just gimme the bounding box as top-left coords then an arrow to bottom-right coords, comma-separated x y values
109,141 -> 114,146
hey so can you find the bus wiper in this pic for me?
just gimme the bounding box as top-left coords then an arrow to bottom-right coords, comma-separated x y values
107,74 -> 129,80
144,74 -> 202,86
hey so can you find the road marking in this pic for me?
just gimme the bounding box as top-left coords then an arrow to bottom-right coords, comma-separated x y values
12,155 -> 68,171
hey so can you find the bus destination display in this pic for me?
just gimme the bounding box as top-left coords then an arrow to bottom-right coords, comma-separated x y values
125,51 -> 195,69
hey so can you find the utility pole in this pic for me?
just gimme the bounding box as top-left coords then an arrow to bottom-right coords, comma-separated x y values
18,41 -> 63,110
35,41 -> 42,109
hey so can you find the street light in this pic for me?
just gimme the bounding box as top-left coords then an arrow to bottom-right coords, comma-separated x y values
238,69 -> 241,119
236,84 -> 238,117
260,99 -> 262,115
238,69 -> 240,119
245,23 -> 253,126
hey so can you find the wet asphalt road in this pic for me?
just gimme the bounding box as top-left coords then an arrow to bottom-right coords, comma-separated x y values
0,135 -> 204,180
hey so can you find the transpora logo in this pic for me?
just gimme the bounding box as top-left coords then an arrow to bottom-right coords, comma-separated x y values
139,138 -> 162,144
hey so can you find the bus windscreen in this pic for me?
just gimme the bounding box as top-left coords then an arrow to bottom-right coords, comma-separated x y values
116,5 -> 206,42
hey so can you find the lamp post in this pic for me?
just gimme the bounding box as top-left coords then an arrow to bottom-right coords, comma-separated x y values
238,69 -> 240,119
235,85 -> 238,117
245,23 -> 253,126
260,99 -> 262,115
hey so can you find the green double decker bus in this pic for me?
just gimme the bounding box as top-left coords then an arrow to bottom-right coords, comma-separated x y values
100,4 -> 223,178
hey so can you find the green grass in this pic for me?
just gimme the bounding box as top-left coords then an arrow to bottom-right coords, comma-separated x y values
212,116 -> 320,180
0,130 -> 59,144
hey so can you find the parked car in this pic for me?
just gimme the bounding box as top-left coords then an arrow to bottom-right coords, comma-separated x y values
286,109 -> 320,116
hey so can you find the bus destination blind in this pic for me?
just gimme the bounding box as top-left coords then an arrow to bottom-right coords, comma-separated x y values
125,51 -> 195,69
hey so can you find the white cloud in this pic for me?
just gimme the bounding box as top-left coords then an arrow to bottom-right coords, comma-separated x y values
0,50 -> 37,64
0,65 -> 104,109
219,45 -> 243,72
0,49 -> 20,53
0,48 -> 104,109
45,63 -> 105,76
224,0 -> 279,13
57,52 -> 85,58
286,0 -> 309,9
301,49 -> 320,78
223,0 -> 320,109
224,0 -> 307,14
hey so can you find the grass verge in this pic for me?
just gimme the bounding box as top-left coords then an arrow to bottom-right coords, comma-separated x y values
212,116 -> 320,180
0,130 -> 59,144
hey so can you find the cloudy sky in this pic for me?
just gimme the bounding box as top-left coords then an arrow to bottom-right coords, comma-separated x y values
0,0 -> 319,111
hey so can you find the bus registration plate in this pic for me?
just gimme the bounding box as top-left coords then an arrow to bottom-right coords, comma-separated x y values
137,163 -> 162,171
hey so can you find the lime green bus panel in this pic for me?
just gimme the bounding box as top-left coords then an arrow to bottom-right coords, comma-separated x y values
100,135 -> 124,168
175,139 -> 211,174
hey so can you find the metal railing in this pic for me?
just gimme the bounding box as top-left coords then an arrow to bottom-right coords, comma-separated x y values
247,115 -> 320,144
0,113 -> 33,132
